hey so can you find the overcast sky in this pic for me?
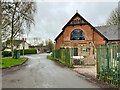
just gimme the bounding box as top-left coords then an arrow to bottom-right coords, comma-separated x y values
27,1 -> 119,42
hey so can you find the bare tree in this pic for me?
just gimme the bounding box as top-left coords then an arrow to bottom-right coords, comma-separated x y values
45,39 -> 54,52
2,1 -> 36,58
107,7 -> 120,25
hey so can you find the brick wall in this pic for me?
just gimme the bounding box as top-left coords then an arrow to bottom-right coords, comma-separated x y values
55,14 -> 106,55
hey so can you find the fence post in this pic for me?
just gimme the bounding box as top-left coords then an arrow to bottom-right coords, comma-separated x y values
118,43 -> 120,88
106,44 -> 109,70
70,47 -> 72,66
96,46 -> 98,78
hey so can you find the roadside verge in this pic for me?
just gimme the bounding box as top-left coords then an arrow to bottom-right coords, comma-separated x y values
0,57 -> 28,69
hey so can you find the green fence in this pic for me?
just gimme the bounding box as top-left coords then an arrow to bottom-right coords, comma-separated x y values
53,48 -> 71,66
96,42 -> 120,87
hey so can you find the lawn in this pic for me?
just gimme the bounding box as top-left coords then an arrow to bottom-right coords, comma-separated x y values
0,57 -> 27,69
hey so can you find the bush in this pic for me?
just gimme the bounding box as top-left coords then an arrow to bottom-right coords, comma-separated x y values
2,51 -> 12,57
19,48 -> 37,55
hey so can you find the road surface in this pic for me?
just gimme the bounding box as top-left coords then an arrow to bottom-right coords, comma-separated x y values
2,54 -> 100,88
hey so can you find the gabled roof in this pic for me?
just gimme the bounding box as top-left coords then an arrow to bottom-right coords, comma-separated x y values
95,25 -> 120,40
55,12 -> 108,41
62,12 -> 94,30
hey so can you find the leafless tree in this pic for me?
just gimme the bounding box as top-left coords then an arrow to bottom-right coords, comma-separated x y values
107,7 -> 120,25
1,1 -> 36,57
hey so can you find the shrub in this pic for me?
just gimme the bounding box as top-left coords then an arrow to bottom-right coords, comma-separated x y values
19,48 -> 37,55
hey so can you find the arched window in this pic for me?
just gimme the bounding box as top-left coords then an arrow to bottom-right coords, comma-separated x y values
70,29 -> 85,40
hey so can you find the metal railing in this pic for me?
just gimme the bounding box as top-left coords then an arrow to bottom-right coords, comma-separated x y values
53,48 -> 71,66
96,42 -> 120,87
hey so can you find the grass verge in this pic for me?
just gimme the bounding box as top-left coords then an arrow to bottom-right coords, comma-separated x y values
0,57 -> 28,69
47,55 -> 54,60
47,55 -> 73,68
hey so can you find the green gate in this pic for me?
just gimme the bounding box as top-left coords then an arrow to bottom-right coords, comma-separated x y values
96,42 -> 120,87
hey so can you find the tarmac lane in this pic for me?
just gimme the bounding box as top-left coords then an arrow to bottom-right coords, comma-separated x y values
2,53 -> 101,88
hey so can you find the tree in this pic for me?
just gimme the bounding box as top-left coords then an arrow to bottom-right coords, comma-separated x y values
1,1 -> 36,58
45,39 -> 54,52
107,7 -> 120,25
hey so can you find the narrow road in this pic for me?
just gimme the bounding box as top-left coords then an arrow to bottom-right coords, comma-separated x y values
2,54 -> 100,88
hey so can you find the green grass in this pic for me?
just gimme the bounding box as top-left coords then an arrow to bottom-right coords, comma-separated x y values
0,57 -> 27,69
47,55 -> 54,60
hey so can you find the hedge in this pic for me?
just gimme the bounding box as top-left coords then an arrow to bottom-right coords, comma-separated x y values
19,48 -> 37,55
2,48 -> 37,57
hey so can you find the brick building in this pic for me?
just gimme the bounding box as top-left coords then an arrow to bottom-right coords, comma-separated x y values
55,12 -> 120,57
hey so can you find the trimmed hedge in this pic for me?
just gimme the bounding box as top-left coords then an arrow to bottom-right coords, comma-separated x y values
2,48 -> 37,57
19,48 -> 37,55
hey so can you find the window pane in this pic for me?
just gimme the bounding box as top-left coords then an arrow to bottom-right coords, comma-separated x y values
70,29 -> 85,40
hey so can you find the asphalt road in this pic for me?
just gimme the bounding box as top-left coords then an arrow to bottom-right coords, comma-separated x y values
2,54 -> 100,88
